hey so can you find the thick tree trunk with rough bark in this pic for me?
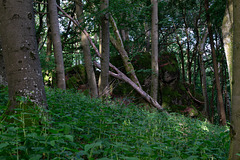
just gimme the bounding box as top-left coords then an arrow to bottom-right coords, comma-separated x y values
229,0 -> 240,158
48,0 -> 66,89
0,37 -> 7,86
150,0 -> 159,100
0,53 -> 7,86
75,0 -> 98,98
222,0 -> 233,92
99,0 -> 110,97
205,0 -> 227,125
0,0 -> 46,108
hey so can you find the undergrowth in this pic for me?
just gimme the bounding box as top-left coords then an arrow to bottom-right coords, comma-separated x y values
0,87 -> 230,159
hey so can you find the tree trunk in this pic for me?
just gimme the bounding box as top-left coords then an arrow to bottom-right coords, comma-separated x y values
57,5 -> 169,114
229,0 -> 240,158
222,0 -> 233,93
48,0 -> 66,89
0,37 -> 7,86
120,28 -> 126,42
150,0 -> 159,100
0,0 -> 46,108
46,29 -> 52,62
205,0 -> 227,125
183,11 -> 191,84
99,25 -> 102,55
144,22 -> 151,52
0,52 -> 6,86
99,0 -> 110,97
36,1 -> 46,46
109,16 -> 141,87
176,36 -> 186,83
75,0 -> 98,98
94,62 -> 168,114
199,30 -> 209,118
210,83 -> 215,123
224,81 -> 231,121
45,4 -> 53,86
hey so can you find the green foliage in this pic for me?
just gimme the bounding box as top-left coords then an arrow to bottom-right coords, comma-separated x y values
209,0 -> 226,29
161,82 -> 205,118
0,88 -> 229,159
39,51 -> 56,74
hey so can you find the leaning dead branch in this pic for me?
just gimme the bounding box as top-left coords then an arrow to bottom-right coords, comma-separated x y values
57,5 -> 169,115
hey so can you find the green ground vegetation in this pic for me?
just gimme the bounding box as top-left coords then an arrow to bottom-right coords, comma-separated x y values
0,86 -> 229,159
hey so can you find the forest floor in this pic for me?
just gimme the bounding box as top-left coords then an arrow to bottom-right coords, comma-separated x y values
0,87 -> 229,159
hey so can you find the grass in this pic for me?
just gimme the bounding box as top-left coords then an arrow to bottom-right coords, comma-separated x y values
0,87 -> 230,159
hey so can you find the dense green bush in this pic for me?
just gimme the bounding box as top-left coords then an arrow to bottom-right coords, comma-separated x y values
0,87 -> 229,159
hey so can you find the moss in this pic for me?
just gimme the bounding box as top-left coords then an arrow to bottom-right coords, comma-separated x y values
179,83 -> 186,91
65,65 -> 87,89
162,86 -> 181,99
188,106 -> 199,117
82,89 -> 90,96
170,104 -> 188,112
112,82 -> 135,97
110,52 -> 204,118
160,81 -> 204,116
67,76 -> 79,89
161,86 -> 182,109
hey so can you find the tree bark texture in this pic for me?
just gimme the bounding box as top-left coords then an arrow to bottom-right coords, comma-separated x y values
46,29 -> 52,61
0,36 -> 7,86
75,0 -> 98,98
36,1 -> 46,46
99,0 -> 110,97
229,0 -> 240,158
222,0 -> 233,93
205,0 -> 227,126
44,4 -> 53,86
182,8 -> 191,84
0,0 -> 46,107
46,4 -> 52,63
199,30 -> 209,118
176,35 -> 186,83
109,16 -> 141,88
144,23 -> 151,52
48,0 -> 66,89
150,0 -> 159,100
210,83 -> 215,123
